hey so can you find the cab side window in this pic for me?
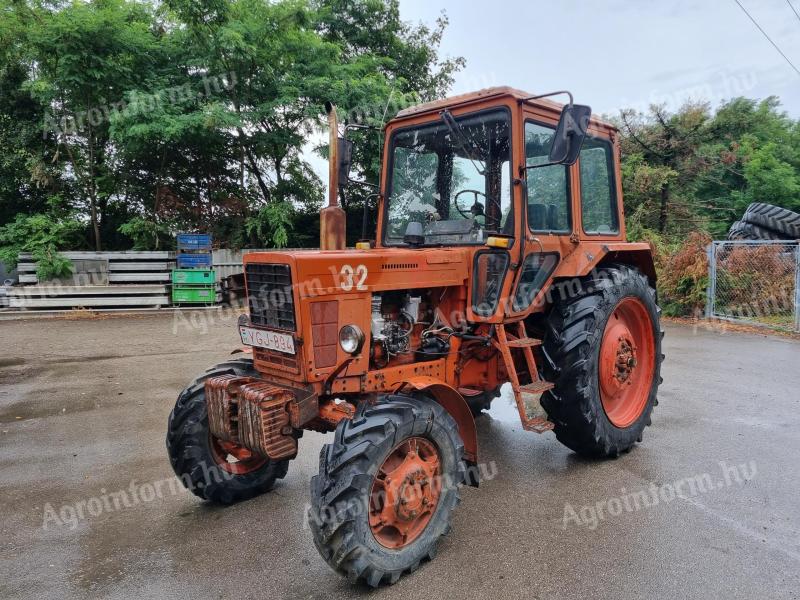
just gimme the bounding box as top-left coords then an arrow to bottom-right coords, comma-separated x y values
580,136 -> 619,234
525,122 -> 570,233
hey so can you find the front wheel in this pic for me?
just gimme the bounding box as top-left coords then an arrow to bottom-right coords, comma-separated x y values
542,264 -> 664,458
308,395 -> 465,587
166,359 -> 290,504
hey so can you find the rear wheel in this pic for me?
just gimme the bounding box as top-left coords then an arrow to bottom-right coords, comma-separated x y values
166,358 -> 290,504
542,265 -> 664,458
309,395 -> 464,587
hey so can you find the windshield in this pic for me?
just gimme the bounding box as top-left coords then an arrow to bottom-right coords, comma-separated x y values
384,108 -> 513,246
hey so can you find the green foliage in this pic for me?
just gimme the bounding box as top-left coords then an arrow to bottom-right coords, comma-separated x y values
19,0 -> 166,250
627,211 -> 711,317
246,201 -> 294,248
31,246 -> 75,281
118,217 -> 174,250
0,212 -> 83,279
617,96 -> 800,239
0,0 -> 462,251
740,142 -> 800,212
615,97 -> 800,316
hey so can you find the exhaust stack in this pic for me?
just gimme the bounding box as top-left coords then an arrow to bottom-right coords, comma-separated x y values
320,102 -> 346,251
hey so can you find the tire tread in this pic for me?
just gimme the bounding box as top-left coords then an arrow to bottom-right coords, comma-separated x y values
309,395 -> 464,588
742,202 -> 800,239
541,264 -> 664,457
166,358 -> 289,504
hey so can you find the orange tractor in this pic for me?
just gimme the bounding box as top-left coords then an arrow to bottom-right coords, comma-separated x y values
167,87 -> 663,586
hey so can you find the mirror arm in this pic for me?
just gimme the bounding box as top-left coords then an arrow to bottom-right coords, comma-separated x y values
346,178 -> 380,191
345,123 -> 382,133
524,160 -> 562,171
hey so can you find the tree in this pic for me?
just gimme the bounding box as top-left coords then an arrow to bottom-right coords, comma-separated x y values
0,3 -> 66,223
23,0 -> 165,250
0,0 -> 464,251
618,102 -> 714,234
740,142 -> 800,212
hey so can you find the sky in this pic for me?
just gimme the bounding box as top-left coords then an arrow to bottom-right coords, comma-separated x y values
310,0 -> 800,187
399,0 -> 800,117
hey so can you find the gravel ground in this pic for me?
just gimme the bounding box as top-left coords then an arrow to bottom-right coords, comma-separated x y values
1,313 -> 799,599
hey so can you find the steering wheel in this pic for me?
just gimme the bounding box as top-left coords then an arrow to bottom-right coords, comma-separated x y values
454,189 -> 487,221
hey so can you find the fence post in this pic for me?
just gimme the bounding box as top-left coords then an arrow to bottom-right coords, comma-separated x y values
706,242 -> 716,319
794,243 -> 800,332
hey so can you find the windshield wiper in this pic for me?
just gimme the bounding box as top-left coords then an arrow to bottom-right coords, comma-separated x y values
439,110 -> 486,176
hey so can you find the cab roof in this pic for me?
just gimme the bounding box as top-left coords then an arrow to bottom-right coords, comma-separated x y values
394,86 -> 616,132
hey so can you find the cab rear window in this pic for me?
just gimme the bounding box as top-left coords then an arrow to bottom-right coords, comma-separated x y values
580,137 -> 619,235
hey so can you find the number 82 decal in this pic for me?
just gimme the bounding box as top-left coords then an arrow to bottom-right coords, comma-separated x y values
340,264 -> 368,291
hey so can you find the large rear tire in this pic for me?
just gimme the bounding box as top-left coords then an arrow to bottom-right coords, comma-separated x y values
166,358 -> 290,504
542,265 -> 664,458
742,202 -> 800,239
728,219 -> 787,241
308,395 -> 465,587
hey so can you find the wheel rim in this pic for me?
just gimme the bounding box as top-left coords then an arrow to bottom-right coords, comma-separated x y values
369,437 -> 442,549
209,435 -> 268,475
598,297 -> 656,428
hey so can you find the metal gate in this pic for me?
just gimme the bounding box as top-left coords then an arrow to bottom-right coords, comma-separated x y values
707,240 -> 800,332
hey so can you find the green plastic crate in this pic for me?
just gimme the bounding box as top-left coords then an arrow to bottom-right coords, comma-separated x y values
172,285 -> 216,304
172,269 -> 215,285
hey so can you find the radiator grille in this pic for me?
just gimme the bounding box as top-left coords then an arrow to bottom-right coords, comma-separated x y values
246,263 -> 296,331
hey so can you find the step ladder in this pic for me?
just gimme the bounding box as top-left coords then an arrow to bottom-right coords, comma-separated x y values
492,322 -> 555,433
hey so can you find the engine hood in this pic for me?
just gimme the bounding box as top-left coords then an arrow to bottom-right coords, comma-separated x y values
243,247 -> 470,297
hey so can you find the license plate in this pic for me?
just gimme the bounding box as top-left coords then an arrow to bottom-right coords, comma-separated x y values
239,326 -> 295,354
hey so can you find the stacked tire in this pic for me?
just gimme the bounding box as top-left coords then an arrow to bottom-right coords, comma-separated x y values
728,203 -> 800,241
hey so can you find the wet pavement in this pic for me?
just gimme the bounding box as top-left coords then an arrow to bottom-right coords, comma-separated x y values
1,314 -> 799,599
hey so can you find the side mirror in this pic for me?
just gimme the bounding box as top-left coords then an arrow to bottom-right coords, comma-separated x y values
337,137 -> 354,183
549,104 -> 592,165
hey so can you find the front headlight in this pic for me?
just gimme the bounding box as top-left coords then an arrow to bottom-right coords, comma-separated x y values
339,325 -> 365,355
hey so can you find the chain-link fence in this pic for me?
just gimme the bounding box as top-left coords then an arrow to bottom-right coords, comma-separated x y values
707,240 -> 800,332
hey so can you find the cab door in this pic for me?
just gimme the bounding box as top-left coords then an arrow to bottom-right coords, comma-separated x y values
508,115 -> 575,316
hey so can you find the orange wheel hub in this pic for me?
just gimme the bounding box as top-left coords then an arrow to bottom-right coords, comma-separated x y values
598,297 -> 655,428
209,435 -> 268,475
369,437 -> 441,549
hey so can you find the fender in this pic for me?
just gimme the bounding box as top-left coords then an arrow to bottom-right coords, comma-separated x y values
597,243 -> 658,286
396,376 -> 478,465
561,242 -> 657,286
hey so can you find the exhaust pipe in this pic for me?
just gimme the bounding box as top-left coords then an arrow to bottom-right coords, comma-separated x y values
320,102 -> 346,251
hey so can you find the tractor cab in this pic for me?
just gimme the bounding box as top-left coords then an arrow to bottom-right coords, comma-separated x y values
366,87 -> 639,323
375,87 -> 597,250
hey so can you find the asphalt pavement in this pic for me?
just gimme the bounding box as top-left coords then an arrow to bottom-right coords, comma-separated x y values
1,313 -> 798,599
